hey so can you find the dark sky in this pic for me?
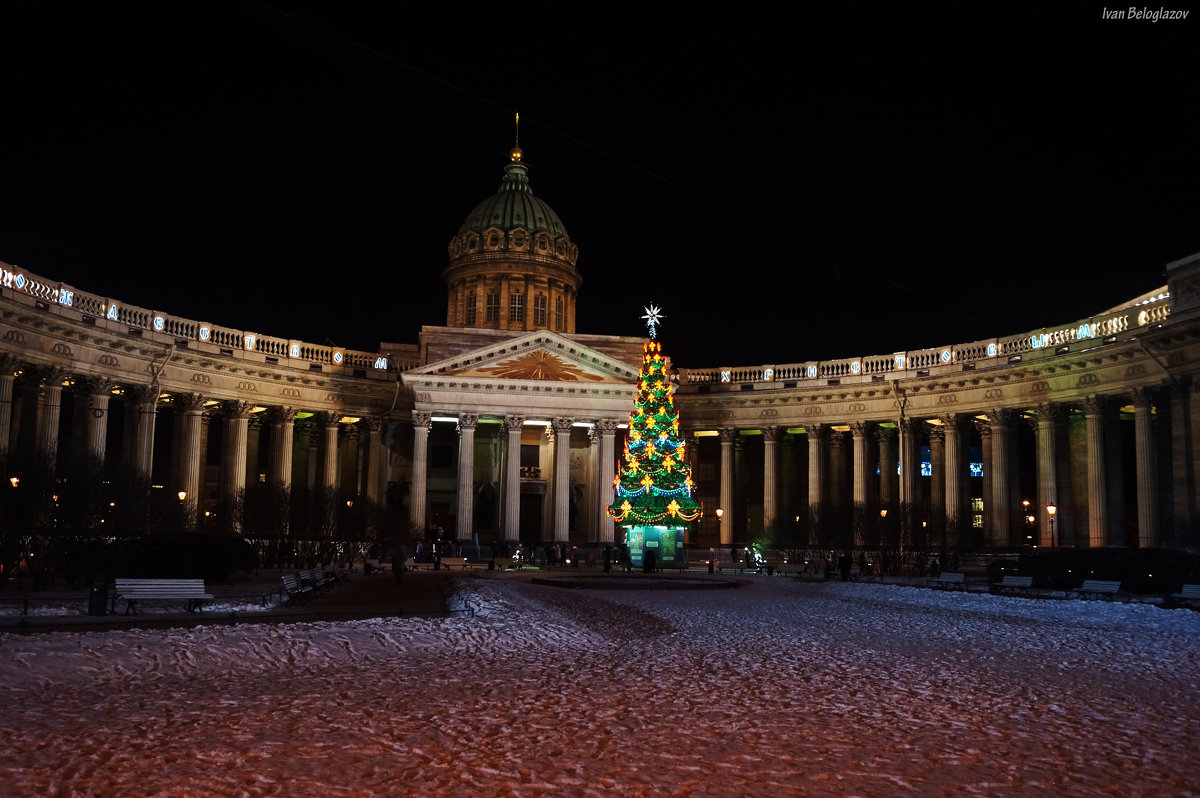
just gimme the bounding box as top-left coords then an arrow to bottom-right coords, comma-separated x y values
1,3 -> 1196,368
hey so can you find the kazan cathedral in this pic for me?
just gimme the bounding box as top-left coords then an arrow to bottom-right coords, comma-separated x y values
2,142 -> 1199,562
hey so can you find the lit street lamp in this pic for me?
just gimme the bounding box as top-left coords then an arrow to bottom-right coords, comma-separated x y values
1047,503 -> 1057,548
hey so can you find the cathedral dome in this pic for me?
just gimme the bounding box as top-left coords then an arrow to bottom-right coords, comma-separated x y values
443,145 -> 582,334
447,150 -> 578,268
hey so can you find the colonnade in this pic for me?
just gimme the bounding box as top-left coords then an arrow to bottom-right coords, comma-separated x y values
407,410 -> 621,544
698,387 -> 1183,551
0,364 -> 385,528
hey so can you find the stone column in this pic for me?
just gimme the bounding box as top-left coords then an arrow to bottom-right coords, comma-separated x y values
1083,395 -> 1109,548
597,418 -> 619,543
1132,388 -> 1160,548
850,421 -> 871,548
35,368 -> 66,462
268,407 -> 298,490
75,377 -> 113,463
941,414 -> 964,549
123,386 -> 158,482
551,417 -> 573,542
762,426 -> 778,534
1033,403 -> 1063,547
174,393 -> 207,528
878,426 -> 898,514
313,412 -> 340,492
807,423 -> 827,545
928,426 -> 945,550
409,411 -> 430,535
898,418 -> 920,550
360,416 -> 382,505
0,356 -> 16,465
987,408 -> 1014,547
456,414 -> 479,540
719,427 -> 735,545
221,401 -> 254,510
1169,378 -> 1194,545
503,415 -> 524,542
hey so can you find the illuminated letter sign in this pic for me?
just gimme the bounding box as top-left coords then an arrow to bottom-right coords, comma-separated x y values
1030,334 -> 1046,349
153,316 -> 165,331
106,304 -> 119,321
243,335 -> 256,351
1077,324 -> 1095,340
987,343 -> 997,357
199,326 -> 211,341
333,350 -> 344,365
289,344 -> 300,358
940,349 -> 952,363
806,365 -> 817,378
850,361 -> 861,375
762,368 -> 774,382
374,357 -> 388,370
894,355 -> 905,370
720,370 -> 730,383
58,289 -> 74,307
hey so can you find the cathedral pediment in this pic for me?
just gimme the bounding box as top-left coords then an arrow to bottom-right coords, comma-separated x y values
404,331 -> 639,385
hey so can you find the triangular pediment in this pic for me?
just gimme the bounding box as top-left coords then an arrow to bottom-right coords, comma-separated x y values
404,331 -> 639,385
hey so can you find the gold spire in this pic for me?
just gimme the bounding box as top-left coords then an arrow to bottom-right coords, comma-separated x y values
510,112 -> 523,162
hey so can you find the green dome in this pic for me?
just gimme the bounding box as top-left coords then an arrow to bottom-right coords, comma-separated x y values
456,161 -> 571,240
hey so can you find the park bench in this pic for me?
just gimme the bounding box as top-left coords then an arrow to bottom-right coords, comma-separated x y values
773,563 -> 806,578
994,575 -> 1038,597
441,557 -> 470,570
280,573 -> 315,605
299,569 -> 330,594
927,572 -> 968,590
1170,584 -> 1200,609
1067,579 -> 1125,601
718,560 -> 745,574
114,578 -> 213,615
403,557 -> 419,571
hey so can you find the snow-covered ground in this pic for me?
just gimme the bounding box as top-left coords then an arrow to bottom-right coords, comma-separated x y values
1,574 -> 1197,797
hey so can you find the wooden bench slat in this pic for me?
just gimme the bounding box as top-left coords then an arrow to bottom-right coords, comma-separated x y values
114,578 -> 212,614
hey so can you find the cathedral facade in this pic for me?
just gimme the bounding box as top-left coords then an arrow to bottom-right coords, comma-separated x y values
2,147 -> 1198,557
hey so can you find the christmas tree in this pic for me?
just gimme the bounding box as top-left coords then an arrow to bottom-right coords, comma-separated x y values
609,305 -> 701,568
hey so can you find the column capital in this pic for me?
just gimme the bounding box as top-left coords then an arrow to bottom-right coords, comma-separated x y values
123,384 -> 159,406
222,400 -> 255,419
761,425 -> 780,442
937,413 -> 961,432
410,410 -> 431,428
849,421 -> 870,439
1081,394 -> 1113,417
1035,402 -> 1066,424
267,406 -> 299,424
1130,386 -> 1160,410
458,413 -> 479,430
173,393 -> 207,413
504,414 -> 526,432
807,422 -> 828,443
551,416 -> 574,434
359,416 -> 382,434
719,427 -> 738,444
597,418 -> 620,434
74,376 -> 115,396
928,425 -> 945,443
987,407 -> 1017,428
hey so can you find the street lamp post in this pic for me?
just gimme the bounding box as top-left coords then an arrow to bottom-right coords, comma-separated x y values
1046,503 -> 1057,548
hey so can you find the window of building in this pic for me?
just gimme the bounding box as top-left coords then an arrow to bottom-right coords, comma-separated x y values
533,294 -> 547,326
486,292 -> 499,322
465,291 -> 477,326
555,297 -> 564,330
510,292 -> 525,323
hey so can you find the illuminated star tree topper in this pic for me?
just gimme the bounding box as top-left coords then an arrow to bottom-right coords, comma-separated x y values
641,303 -> 664,339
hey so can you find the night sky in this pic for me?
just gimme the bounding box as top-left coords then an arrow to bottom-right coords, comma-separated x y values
1,3 -> 1196,368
